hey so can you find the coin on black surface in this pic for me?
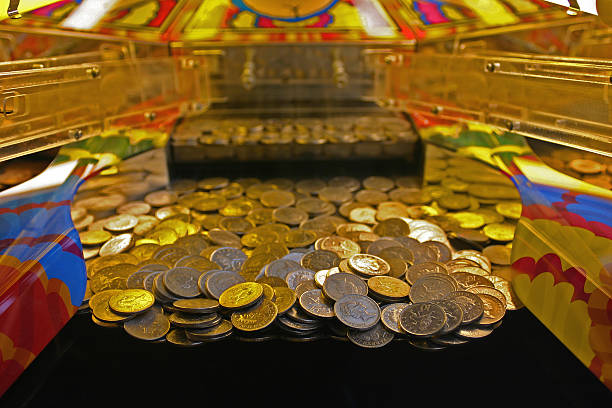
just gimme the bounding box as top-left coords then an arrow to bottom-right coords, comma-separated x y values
334,294 -> 380,330
167,328 -> 203,347
445,291 -> 484,324
380,303 -> 410,334
322,272 -> 368,302
169,312 -> 222,329
347,322 -> 394,348
399,302 -> 446,337
429,299 -> 463,335
123,306 -> 170,341
299,289 -> 335,318
172,298 -> 220,314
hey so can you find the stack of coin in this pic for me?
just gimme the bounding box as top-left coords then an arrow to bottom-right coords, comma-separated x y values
75,172 -> 521,348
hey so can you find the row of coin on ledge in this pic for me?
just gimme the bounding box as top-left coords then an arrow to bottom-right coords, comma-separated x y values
74,175 -> 521,348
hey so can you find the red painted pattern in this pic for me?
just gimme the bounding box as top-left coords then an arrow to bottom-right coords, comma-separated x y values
0,200 -> 71,216
0,234 -> 81,259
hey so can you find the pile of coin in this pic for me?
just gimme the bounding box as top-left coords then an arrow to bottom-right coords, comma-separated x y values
417,147 -> 520,266
172,116 -> 418,161
0,158 -> 49,193
75,171 -> 522,349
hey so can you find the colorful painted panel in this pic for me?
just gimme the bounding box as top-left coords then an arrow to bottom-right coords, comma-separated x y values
412,115 -> 612,390
0,126 -> 169,396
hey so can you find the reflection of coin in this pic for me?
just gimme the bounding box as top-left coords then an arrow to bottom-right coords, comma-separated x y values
347,322 -> 394,348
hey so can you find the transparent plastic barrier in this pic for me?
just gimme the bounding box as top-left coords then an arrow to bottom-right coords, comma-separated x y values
0,54 -> 210,162
375,51 -> 612,156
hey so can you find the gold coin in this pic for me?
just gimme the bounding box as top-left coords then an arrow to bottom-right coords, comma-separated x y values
87,253 -> 138,278
467,286 -> 507,309
104,214 -> 138,232
219,282 -> 264,309
376,202 -> 410,221
193,196 -> 226,212
255,276 -> 288,287
231,299 -> 278,331
355,190 -> 388,205
71,207 -> 87,222
349,254 -> 390,277
218,182 -> 244,199
80,230 -> 112,246
495,202 -> 522,219
260,190 -> 295,208
99,233 -> 134,257
473,208 -> 504,224
483,223 -> 515,242
90,263 -> 138,293
438,194 -> 471,210
240,253 -> 277,281
246,183 -> 278,199
221,197 -> 260,217
144,190 -> 177,207
283,229 -> 317,248
476,293 -> 505,325
367,276 -> 411,299
198,177 -> 229,190
207,229 -> 242,248
272,207 -> 308,225
108,289 -> 155,314
318,236 -> 360,259
75,214 -> 94,231
272,287 -> 297,314
441,177 -> 470,193
178,192 -> 209,207
468,184 -> 520,200
372,218 -> 410,237
449,212 -> 485,229
155,205 -> 190,220
318,187 -> 353,205
117,201 -> 151,216
219,217 -> 255,234
89,289 -> 122,310
129,243 -> 160,261
363,176 -> 394,192
75,193 -> 126,212
241,229 -> 279,248
145,228 -> 178,245
349,207 -> 377,224
261,283 -> 276,301
247,208 -> 275,225
482,245 -> 511,266
568,159 -> 604,175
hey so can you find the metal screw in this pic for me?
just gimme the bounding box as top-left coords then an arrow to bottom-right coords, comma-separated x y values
431,106 -> 443,114
145,112 -> 157,122
384,55 -> 396,65
87,67 -> 101,78
486,62 -> 497,73
69,129 -> 83,140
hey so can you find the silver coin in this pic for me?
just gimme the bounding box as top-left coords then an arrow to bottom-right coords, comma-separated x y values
347,322 -> 394,348
143,271 -> 163,293
409,273 -> 458,303
197,269 -> 223,297
444,291 -> 484,324
322,272 -> 368,302
126,270 -> 155,290
205,270 -> 246,299
422,241 -> 452,263
210,247 -> 247,272
265,259 -> 302,280
295,280 -> 318,299
163,267 -> 203,298
380,303 -> 410,334
277,315 -> 322,332
285,268 -> 316,290
334,294 -> 380,330
153,246 -> 189,264
399,302 -> 446,337
366,238 -> 402,256
282,252 -> 307,264
153,272 -> 180,302
430,299 -> 463,334
123,306 -> 170,341
286,305 -> 320,324
405,261 -> 448,286
299,289 -> 335,318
